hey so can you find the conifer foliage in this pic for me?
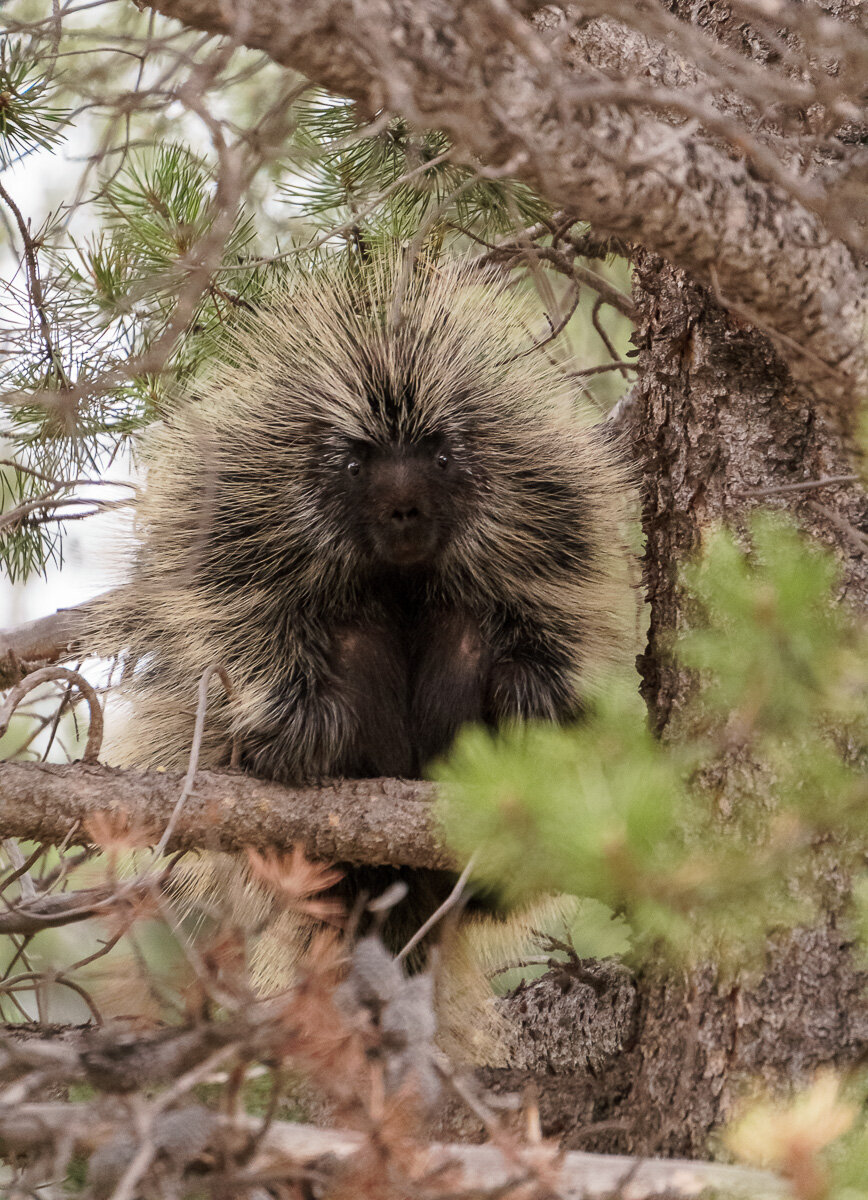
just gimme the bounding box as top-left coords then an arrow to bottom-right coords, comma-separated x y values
0,2 -> 866,1197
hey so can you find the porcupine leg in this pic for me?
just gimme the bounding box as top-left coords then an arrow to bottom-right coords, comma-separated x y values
410,608 -> 490,770
329,621 -> 459,951
331,621 -> 414,777
485,632 -> 581,725
242,619 -> 412,781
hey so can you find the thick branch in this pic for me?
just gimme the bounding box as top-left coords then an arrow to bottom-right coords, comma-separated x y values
0,595 -> 105,686
0,761 -> 448,869
138,0 -> 866,407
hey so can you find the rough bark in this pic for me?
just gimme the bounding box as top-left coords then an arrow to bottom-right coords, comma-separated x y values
136,0 -> 867,408
0,761 -> 447,869
635,256 -> 868,731
617,259 -> 868,1154
0,596 -> 103,688
453,262 -> 868,1158
415,0 -> 863,1155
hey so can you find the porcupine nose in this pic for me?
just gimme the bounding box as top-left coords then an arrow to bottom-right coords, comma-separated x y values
390,504 -> 421,527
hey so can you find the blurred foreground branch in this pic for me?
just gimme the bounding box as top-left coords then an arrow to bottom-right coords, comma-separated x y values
0,1104 -> 785,1199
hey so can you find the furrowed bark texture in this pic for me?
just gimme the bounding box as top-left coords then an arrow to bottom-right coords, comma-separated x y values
624,259 -> 868,1154
138,0 -> 866,408
441,261 -> 868,1157
636,256 -> 868,730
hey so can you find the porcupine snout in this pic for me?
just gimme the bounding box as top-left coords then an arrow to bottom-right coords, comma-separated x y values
369,453 -> 440,567
389,499 -> 422,528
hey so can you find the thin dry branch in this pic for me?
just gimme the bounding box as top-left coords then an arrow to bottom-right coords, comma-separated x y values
0,666 -> 104,762
0,888 -> 110,937
0,761 -> 448,869
0,180 -> 70,388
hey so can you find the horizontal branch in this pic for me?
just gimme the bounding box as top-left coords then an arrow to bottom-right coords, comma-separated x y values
139,0 -> 866,407
0,595 -> 107,687
0,878 -> 161,934
248,1118 -> 785,1199
0,1102 -> 785,1198
0,761 -> 449,870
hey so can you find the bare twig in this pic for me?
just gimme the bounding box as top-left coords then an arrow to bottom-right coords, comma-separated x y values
0,876 -> 168,935
591,296 -> 630,379
806,500 -> 868,557
397,851 -> 478,962
570,360 -> 636,378
152,664 -> 238,860
732,474 -> 860,499
0,666 -> 103,763
0,180 -> 70,386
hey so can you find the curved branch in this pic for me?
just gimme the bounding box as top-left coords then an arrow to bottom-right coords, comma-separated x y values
0,761 -> 449,869
0,667 -> 104,762
137,0 -> 866,407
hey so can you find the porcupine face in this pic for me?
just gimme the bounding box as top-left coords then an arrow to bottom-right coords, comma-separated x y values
303,354 -> 479,574
330,431 -> 466,568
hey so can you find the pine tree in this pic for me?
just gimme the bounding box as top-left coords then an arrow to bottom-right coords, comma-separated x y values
0,3 -> 866,1197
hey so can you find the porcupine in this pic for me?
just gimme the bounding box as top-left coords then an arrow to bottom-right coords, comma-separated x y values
96,254 -> 631,1002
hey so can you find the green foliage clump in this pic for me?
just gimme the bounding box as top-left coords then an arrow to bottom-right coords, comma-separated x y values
438,515 -> 868,966
283,94 -> 549,247
0,39 -> 67,166
681,517 -> 851,735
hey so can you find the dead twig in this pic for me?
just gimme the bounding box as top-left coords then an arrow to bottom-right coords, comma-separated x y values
0,666 -> 103,763
732,474 -> 860,499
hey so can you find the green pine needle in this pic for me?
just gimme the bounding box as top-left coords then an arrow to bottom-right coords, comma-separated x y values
0,41 -> 68,168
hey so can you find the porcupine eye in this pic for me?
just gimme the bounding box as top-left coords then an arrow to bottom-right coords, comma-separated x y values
346,458 -> 361,477
436,452 -> 449,469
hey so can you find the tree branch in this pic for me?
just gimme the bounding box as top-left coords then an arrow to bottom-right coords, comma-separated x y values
247,1117 -> 785,1199
0,761 -> 449,870
0,880 -> 154,935
0,1102 -> 785,1198
0,595 -> 107,686
136,0 -> 866,407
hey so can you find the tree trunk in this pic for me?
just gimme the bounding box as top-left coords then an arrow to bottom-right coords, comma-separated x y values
621,258 -> 868,1155
437,260 -> 868,1156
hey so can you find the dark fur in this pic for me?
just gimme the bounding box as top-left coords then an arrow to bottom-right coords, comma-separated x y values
96,258 -> 630,951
